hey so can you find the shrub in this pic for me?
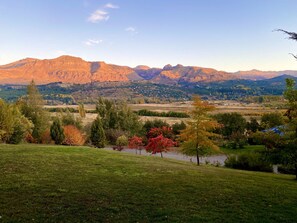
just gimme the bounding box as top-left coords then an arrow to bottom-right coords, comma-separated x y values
116,135 -> 128,147
225,153 -> 272,172
105,129 -> 128,145
63,125 -> 85,146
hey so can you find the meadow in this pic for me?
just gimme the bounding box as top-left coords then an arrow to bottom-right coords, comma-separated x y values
45,100 -> 285,125
0,144 -> 296,223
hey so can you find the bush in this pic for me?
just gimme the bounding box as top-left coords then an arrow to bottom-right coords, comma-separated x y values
278,165 -> 296,175
116,135 -> 128,147
225,153 -> 272,172
105,129 -> 128,145
63,125 -> 85,146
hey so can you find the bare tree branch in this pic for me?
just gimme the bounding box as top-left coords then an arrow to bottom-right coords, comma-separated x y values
275,29 -> 297,60
289,53 -> 297,60
276,29 -> 297,41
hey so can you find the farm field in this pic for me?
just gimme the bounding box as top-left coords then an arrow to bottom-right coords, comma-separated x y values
45,100 -> 286,124
0,144 -> 296,222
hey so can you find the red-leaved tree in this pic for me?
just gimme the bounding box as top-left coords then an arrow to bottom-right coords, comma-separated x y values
148,126 -> 174,139
128,136 -> 143,155
146,134 -> 175,158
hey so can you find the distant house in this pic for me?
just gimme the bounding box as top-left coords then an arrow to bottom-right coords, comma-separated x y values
262,125 -> 285,136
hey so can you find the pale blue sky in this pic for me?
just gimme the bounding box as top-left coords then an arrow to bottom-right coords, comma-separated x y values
0,0 -> 297,71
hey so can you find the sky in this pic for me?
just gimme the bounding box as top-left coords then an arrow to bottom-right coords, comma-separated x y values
0,0 -> 297,72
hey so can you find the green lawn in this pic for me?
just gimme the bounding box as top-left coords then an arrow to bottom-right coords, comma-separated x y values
0,144 -> 296,223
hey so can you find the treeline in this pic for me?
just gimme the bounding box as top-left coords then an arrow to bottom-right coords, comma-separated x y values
135,109 -> 189,118
46,107 -> 190,118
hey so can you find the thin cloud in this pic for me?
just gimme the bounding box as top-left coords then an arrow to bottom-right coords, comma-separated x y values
88,10 -> 109,23
104,3 -> 119,9
83,39 -> 103,46
125,27 -> 138,35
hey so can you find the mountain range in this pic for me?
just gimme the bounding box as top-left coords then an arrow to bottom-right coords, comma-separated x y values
0,55 -> 296,85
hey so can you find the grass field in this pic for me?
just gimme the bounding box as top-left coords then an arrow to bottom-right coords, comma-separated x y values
0,144 -> 296,223
46,100 -> 286,125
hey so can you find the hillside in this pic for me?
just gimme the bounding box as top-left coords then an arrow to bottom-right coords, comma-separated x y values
0,144 -> 296,222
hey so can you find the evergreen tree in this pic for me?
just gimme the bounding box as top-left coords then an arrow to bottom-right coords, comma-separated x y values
91,116 -> 106,148
20,80 -> 49,142
50,118 -> 65,144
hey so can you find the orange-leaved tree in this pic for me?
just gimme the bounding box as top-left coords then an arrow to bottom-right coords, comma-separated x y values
63,125 -> 85,146
179,96 -> 221,165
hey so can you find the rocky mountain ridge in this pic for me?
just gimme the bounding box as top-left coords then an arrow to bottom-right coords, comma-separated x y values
0,55 -> 296,84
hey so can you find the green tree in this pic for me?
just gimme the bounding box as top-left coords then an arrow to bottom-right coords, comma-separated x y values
0,100 -> 15,142
179,96 -> 220,165
50,118 -> 65,144
8,105 -> 33,144
20,80 -> 49,142
261,112 -> 285,129
247,118 -> 261,133
95,98 -> 142,135
78,103 -> 86,118
282,79 -> 297,179
0,100 -> 33,144
90,116 -> 106,148
214,113 -> 246,138
60,109 -> 82,130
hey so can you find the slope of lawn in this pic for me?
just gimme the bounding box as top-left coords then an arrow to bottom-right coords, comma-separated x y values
0,144 -> 296,223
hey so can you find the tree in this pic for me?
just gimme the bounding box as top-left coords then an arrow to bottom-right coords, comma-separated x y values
261,112 -> 285,129
128,136 -> 143,154
78,103 -> 86,118
60,109 -> 82,130
95,98 -> 142,135
90,116 -> 106,148
179,96 -> 220,165
20,80 -> 49,142
147,126 -> 174,139
50,118 -> 65,144
143,119 -> 170,133
0,100 -> 15,142
282,79 -> 297,179
146,134 -> 175,158
172,121 -> 186,135
214,112 -> 246,138
0,100 -> 33,144
10,105 -> 33,144
247,118 -> 261,133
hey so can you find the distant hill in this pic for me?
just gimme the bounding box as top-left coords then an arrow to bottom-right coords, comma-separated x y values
234,69 -> 297,80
